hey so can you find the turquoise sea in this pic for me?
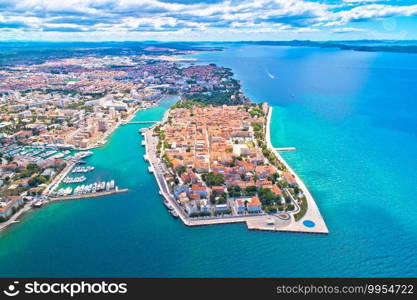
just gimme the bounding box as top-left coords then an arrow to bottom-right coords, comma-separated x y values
1,44 -> 416,277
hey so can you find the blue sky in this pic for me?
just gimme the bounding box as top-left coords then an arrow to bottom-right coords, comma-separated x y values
1,0 -> 417,41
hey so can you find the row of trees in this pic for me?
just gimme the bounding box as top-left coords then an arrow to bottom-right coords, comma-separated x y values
183,91 -> 244,106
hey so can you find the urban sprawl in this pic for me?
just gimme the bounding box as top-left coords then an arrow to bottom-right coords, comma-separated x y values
1,49 -> 327,233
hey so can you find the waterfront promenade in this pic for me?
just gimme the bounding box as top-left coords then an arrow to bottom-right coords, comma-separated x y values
145,108 -> 329,234
0,202 -> 31,231
42,161 -> 76,196
265,107 -> 329,234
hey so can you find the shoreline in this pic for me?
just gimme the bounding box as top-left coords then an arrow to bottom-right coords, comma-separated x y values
266,107 -> 329,233
76,104 -> 151,151
0,161 -> 78,233
75,95 -> 168,151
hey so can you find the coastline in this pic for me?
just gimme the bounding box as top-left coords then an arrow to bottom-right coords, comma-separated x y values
0,161 -> 78,233
266,107 -> 329,233
77,104 -> 150,151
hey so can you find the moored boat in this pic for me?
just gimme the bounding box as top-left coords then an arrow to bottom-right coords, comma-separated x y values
163,200 -> 172,210
170,210 -> 179,218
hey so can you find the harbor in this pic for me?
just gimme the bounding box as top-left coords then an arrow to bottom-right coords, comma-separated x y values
52,179 -> 118,197
1,149 -> 127,232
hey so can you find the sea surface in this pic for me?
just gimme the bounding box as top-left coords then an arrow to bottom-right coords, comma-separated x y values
1,44 -> 417,277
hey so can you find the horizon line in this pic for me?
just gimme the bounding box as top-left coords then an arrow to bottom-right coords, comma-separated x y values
1,39 -> 417,43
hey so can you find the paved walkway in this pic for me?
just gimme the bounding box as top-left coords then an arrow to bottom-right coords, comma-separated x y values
50,189 -> 128,202
265,107 -> 329,234
0,202 -> 32,232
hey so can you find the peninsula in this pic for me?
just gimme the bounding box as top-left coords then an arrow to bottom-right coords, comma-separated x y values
145,101 -> 328,234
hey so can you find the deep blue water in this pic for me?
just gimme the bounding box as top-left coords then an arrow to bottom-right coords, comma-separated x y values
0,44 -> 416,277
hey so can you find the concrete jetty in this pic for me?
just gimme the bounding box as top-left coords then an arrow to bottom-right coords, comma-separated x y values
275,147 -> 296,151
50,189 -> 129,202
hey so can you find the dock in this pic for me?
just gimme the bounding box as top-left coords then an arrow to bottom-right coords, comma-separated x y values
49,188 -> 129,202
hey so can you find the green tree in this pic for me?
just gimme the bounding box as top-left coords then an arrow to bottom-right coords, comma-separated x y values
227,185 -> 242,197
205,172 -> 225,187
245,185 -> 257,196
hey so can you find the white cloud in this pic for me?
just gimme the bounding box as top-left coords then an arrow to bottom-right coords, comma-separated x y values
334,4 -> 417,24
0,0 -> 416,40
332,27 -> 367,33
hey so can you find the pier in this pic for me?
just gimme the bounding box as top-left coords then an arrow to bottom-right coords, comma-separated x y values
49,188 -> 129,202
275,147 -> 296,152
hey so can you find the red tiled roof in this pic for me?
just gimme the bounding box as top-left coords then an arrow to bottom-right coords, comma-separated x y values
248,196 -> 261,207
191,184 -> 206,191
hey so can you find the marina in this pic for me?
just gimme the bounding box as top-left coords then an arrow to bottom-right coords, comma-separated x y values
72,180 -> 116,195
0,140 -> 127,233
50,188 -> 128,202
53,180 -> 117,197
0,145 -> 76,165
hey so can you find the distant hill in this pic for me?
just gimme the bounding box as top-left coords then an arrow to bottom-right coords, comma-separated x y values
237,40 -> 417,54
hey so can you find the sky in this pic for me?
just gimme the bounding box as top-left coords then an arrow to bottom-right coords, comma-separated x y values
0,0 -> 417,41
